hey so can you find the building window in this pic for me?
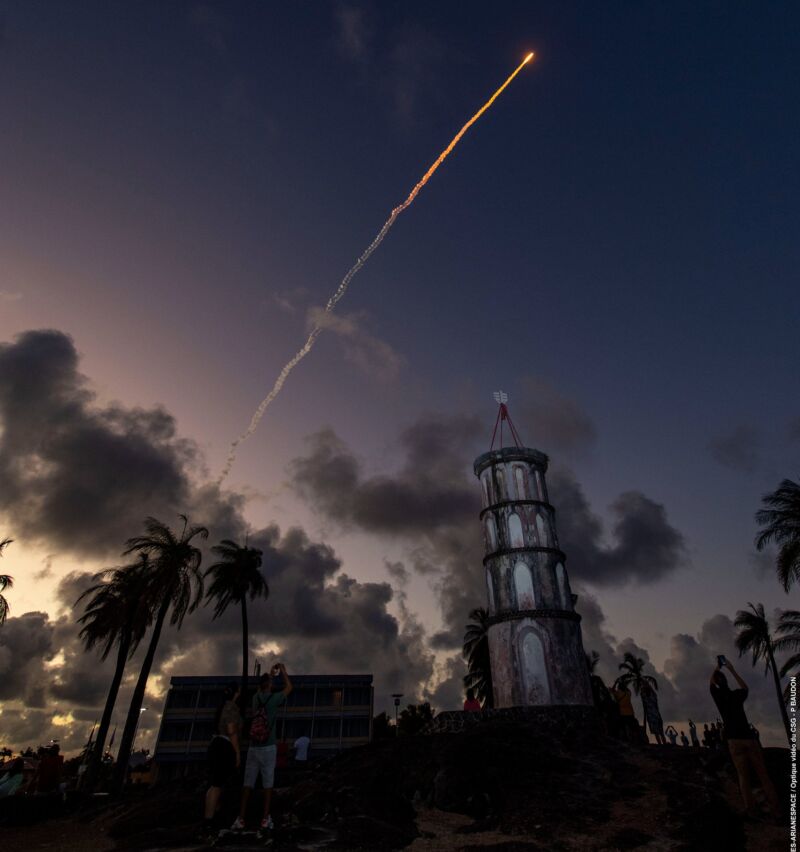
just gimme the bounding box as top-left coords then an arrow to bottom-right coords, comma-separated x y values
514,561 -> 535,609
342,717 -> 370,738
343,686 -> 371,706
514,466 -> 526,499
555,563 -> 569,608
287,688 -> 315,707
520,631 -> 550,704
160,721 -> 192,741
486,570 -> 495,612
284,718 -> 313,739
316,688 -> 342,708
191,721 -> 216,744
197,689 -> 224,708
167,689 -> 197,709
495,468 -> 506,500
485,516 -> 497,551
508,513 -> 524,548
536,513 -> 549,547
313,717 -> 342,738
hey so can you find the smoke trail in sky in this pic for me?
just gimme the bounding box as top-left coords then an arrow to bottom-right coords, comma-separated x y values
218,53 -> 534,483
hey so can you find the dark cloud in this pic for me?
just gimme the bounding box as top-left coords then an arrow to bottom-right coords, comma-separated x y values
661,613 -> 787,743
707,424 -> 760,473
33,555 -> 54,582
427,654 -> 466,710
290,417 -> 485,649
0,331 -> 693,751
290,418 -> 482,535
576,596 -> 786,744
573,589 -> 620,685
137,522 -> 436,723
0,330 -> 198,557
290,419 -> 688,649
1,522 -> 439,753
0,330 -> 440,752
516,377 -> 597,458
0,611 -> 55,706
384,560 -> 410,586
550,468 -> 688,587
309,308 -> 404,381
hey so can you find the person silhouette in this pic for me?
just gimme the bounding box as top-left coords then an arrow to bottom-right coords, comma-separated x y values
710,659 -> 780,819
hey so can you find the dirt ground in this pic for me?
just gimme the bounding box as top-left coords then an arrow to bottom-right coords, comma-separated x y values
0,814 -> 115,852
0,723 -> 790,852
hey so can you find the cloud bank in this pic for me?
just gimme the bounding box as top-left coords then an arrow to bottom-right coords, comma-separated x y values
0,330 -> 434,752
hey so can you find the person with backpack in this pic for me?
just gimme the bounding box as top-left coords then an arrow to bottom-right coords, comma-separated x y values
231,663 -> 293,837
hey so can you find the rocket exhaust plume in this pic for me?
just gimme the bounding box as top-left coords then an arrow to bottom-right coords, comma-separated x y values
218,52 -> 534,483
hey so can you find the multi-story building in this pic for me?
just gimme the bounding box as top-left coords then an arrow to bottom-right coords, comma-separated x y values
153,674 -> 373,778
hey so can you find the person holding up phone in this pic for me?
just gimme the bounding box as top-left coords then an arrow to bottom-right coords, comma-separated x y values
232,662 -> 293,837
709,657 -> 779,820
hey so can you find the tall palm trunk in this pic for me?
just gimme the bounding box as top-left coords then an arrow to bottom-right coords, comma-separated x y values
767,645 -> 791,744
240,596 -> 249,711
113,595 -> 170,794
85,632 -> 130,789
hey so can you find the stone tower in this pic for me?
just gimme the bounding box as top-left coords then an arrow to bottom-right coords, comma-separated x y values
474,398 -> 592,707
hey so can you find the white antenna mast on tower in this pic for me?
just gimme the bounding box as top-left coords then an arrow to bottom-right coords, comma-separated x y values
493,390 -> 508,405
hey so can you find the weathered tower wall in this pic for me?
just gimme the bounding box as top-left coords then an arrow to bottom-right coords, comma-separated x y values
474,447 -> 592,707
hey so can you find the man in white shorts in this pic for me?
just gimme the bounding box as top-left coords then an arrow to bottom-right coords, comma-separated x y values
231,663 -> 293,835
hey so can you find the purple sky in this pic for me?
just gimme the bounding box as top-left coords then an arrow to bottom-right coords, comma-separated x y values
1,1 -> 798,752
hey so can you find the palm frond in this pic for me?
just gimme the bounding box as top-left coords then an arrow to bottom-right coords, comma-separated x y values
755,479 -> 800,591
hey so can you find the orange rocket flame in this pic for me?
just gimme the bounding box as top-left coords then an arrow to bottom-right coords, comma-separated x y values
400,52 -> 534,212
218,53 -> 535,483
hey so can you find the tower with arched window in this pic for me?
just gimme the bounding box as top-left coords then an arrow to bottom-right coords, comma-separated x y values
475,395 -> 592,707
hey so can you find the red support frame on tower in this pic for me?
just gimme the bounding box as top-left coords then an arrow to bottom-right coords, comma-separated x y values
490,401 -> 523,450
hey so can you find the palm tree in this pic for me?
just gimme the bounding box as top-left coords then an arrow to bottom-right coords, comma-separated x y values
112,515 -> 208,793
614,652 -> 657,721
463,607 -> 493,708
204,539 -> 267,708
0,538 -> 13,625
734,602 -> 791,744
76,555 -> 152,787
774,609 -> 800,702
755,478 -> 800,591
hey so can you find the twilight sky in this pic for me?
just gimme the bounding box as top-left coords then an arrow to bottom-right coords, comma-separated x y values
1,1 -> 799,752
